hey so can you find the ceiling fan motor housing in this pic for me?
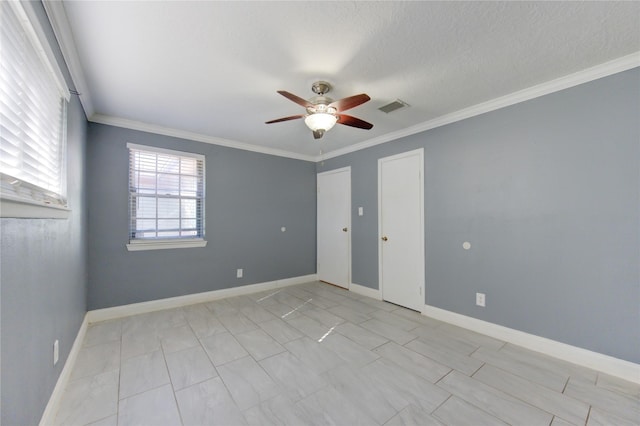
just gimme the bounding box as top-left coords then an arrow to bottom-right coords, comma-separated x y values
307,96 -> 336,114
311,81 -> 332,96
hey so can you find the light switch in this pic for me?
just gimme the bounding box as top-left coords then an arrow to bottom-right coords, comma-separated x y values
358,207 -> 363,216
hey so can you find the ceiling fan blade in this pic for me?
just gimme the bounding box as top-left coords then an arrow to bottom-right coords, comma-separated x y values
329,94 -> 370,112
337,114 -> 374,130
277,91 -> 313,108
313,129 -> 325,139
265,114 -> 305,124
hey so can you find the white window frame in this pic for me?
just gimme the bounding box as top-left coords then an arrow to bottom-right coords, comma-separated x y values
126,143 -> 207,251
0,1 -> 71,219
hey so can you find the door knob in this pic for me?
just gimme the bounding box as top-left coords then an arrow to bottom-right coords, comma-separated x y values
342,227 -> 348,232
381,236 -> 388,241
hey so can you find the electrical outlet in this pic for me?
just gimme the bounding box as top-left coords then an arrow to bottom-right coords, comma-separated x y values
53,339 -> 59,366
237,268 -> 243,278
476,292 -> 486,307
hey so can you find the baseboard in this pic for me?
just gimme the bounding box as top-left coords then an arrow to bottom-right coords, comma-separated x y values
86,274 -> 318,323
349,282 -> 382,300
278,274 -> 318,288
39,314 -> 89,426
422,304 -> 640,384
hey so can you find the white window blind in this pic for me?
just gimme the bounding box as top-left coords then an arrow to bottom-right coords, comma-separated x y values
128,144 -> 205,242
0,1 -> 69,208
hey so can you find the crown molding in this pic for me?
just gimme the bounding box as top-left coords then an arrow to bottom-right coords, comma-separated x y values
91,51 -> 639,163
90,114 -> 316,162
42,0 -> 95,117
42,3 -> 638,164
318,52 -> 640,161
97,47 -> 636,164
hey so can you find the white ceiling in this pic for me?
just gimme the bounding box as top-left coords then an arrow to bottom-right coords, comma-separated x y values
53,1 -> 640,160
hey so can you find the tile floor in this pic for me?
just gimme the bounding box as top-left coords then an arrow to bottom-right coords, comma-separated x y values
53,281 -> 640,426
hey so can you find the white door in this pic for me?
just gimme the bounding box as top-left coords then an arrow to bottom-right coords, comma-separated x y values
379,149 -> 424,311
317,167 -> 351,289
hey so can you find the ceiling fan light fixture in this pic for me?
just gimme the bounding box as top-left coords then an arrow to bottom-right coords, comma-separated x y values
266,82 -> 373,137
304,112 -> 337,132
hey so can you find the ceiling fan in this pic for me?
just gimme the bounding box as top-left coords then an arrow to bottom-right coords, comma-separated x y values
265,81 -> 373,139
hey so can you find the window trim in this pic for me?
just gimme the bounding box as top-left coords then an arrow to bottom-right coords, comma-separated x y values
126,143 -> 206,251
126,239 -> 207,252
0,196 -> 70,219
0,1 -> 71,218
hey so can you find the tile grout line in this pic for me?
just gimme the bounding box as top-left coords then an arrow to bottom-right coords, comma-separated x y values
470,348 -> 573,394
116,321 -> 123,425
584,405 -> 592,426
214,300 -> 299,415
435,371 -> 548,426
468,361 -> 593,425
434,368 -> 455,386
470,361 -> 486,377
158,320 -> 186,426
430,393 -> 453,416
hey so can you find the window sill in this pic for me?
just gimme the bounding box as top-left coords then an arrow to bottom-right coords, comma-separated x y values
126,239 -> 207,251
0,196 -> 70,219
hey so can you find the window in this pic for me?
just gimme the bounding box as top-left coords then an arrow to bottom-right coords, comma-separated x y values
127,143 -> 206,251
0,1 -> 70,216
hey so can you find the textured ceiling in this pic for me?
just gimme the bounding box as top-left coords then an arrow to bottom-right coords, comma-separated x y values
57,1 -> 640,160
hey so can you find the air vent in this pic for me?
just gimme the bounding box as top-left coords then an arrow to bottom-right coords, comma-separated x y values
378,99 -> 409,114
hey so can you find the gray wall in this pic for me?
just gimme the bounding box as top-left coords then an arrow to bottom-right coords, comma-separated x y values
0,3 -> 88,424
87,124 -> 317,310
318,68 -> 640,363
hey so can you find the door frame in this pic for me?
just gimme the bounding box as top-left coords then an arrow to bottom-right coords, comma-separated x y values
317,166 -> 351,289
378,148 -> 425,310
